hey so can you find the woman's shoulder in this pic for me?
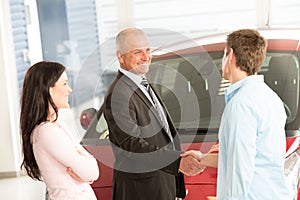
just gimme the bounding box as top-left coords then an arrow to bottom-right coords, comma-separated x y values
32,122 -> 62,142
36,121 -> 61,132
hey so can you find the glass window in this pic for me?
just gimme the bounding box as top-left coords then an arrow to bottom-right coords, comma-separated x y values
133,0 -> 256,38
36,0 -> 102,106
150,52 -> 224,131
9,0 -> 31,94
81,49 -> 300,141
261,53 -> 299,123
149,50 -> 299,133
270,0 -> 300,27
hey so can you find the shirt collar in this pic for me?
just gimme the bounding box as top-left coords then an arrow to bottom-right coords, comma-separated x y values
224,75 -> 264,104
119,67 -> 144,86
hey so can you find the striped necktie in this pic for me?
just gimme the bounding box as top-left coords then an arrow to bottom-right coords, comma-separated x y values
141,76 -> 174,148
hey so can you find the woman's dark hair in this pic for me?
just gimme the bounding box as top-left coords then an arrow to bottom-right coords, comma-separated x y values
20,61 -> 65,180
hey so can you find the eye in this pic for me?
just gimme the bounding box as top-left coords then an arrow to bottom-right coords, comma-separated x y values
134,50 -> 142,55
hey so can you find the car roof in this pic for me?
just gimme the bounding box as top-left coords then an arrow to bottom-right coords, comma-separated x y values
153,28 -> 300,58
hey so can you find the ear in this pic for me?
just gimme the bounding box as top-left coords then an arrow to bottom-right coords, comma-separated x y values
49,88 -> 53,96
116,51 -> 124,65
227,48 -> 234,64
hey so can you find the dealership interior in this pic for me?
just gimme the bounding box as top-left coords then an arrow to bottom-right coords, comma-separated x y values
1,0 -> 300,199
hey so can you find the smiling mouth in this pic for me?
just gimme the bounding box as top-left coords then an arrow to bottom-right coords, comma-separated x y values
138,63 -> 150,67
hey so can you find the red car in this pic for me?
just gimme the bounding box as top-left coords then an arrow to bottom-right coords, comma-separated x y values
80,28 -> 300,200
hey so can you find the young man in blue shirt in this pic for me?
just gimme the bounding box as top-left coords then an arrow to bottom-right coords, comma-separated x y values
217,29 -> 291,199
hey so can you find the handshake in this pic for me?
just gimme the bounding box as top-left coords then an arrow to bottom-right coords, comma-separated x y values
179,144 -> 219,176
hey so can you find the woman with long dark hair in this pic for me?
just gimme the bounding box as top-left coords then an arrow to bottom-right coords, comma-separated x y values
20,61 -> 99,200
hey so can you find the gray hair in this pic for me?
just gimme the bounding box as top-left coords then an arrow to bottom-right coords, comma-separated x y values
116,28 -> 147,54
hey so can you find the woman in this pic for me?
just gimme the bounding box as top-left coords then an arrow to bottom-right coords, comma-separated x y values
20,61 -> 99,200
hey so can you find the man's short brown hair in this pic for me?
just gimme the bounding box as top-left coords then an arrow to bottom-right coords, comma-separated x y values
226,29 -> 267,75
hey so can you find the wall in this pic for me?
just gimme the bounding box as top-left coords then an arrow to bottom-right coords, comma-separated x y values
0,0 -> 22,178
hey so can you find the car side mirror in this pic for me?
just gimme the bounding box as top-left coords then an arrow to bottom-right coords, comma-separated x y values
80,108 -> 97,130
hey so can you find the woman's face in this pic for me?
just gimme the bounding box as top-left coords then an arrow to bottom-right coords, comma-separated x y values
50,71 -> 72,109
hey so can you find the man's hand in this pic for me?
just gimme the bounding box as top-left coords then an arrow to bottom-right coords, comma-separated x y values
201,153 -> 218,168
179,150 -> 205,176
181,148 -> 219,169
181,150 -> 203,160
203,144 -> 219,168
208,144 -> 219,153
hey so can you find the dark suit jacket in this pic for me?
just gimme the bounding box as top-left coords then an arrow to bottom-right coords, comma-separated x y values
103,71 -> 185,200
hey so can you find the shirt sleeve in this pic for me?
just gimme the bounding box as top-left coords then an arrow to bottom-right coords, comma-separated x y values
221,102 -> 257,199
36,123 -> 99,182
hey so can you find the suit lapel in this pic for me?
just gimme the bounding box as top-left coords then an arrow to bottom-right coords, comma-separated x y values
134,86 -> 168,130
117,71 -> 166,128
117,71 -> 179,147
149,83 -> 178,137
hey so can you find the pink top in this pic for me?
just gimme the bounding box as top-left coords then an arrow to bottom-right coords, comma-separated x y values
32,122 -> 99,200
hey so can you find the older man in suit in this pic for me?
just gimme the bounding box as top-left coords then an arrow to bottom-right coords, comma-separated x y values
103,28 -> 203,200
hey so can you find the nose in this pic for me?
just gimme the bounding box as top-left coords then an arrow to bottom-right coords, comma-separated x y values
141,50 -> 151,61
68,85 -> 72,93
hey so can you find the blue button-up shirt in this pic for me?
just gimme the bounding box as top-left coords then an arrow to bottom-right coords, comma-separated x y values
217,75 -> 291,199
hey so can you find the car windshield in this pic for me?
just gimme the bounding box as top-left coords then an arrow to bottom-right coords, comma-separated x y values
86,46 -> 300,140
149,50 -> 299,131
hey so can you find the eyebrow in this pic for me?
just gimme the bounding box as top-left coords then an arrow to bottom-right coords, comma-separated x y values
61,78 -> 68,82
132,48 -> 151,52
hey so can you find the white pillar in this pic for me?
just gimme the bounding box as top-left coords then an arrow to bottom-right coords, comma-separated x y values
256,0 -> 271,28
0,0 -> 22,178
116,0 -> 135,30
25,0 -> 43,64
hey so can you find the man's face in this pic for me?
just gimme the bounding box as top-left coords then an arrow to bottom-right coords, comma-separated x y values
118,33 -> 152,75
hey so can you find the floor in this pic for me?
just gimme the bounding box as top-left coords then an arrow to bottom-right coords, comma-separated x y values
0,175 -> 45,200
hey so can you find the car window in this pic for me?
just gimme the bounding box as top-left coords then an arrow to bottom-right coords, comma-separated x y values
95,113 -> 109,139
262,53 -> 299,123
149,51 -> 299,133
83,50 -> 300,140
149,52 -> 223,131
